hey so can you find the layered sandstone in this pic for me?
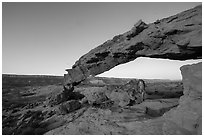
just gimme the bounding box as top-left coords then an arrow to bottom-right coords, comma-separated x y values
162,62 -> 202,134
64,5 -> 201,86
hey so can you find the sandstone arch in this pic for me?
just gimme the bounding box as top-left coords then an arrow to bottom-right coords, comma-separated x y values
64,5 -> 201,86
61,5 -> 202,135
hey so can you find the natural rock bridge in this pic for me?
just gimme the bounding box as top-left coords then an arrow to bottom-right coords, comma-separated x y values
64,5 -> 201,87
62,6 -> 202,134
45,5 -> 202,135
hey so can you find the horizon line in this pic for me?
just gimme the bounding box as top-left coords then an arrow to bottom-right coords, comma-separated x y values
2,73 -> 182,81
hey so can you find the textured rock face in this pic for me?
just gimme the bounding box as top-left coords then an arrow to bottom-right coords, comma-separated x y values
75,79 -> 145,107
45,98 -> 180,135
64,5 -> 202,85
105,79 -> 144,106
58,100 -> 81,114
47,85 -> 84,106
81,87 -> 109,105
143,99 -> 179,117
163,62 -> 202,134
107,88 -> 131,107
47,85 -> 74,106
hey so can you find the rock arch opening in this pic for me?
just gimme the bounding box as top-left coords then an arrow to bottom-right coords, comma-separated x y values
64,5 -> 201,86
62,5 -> 202,135
97,57 -> 202,80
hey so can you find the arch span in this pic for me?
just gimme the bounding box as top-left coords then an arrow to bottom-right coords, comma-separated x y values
64,5 -> 202,87
97,57 -> 202,80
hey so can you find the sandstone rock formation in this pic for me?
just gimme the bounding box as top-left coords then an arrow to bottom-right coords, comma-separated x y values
45,62 -> 201,135
144,99 -> 179,117
59,5 -> 202,135
162,62 -> 202,134
80,87 -> 109,105
58,100 -> 81,114
45,98 -> 180,135
107,88 -> 131,107
64,5 -> 202,86
105,79 -> 144,106
47,85 -> 84,106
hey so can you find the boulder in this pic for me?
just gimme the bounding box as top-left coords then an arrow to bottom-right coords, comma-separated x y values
77,80 -> 144,107
163,62 -> 202,134
64,66 -> 89,86
64,5 -> 202,86
47,85 -> 74,106
80,87 -> 109,105
47,85 -> 84,106
105,79 -> 145,107
58,100 -> 81,114
108,88 -> 131,107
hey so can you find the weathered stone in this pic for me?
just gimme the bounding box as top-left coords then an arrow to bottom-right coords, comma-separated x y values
143,99 -> 179,117
64,5 -> 202,86
77,79 -> 144,107
47,85 -> 74,106
105,79 -> 146,106
58,100 -> 81,114
79,87 -> 109,105
162,120 -> 194,135
47,85 -> 84,106
15,110 -> 45,135
64,68 -> 86,86
58,5 -> 202,134
124,19 -> 148,39
108,88 -> 131,107
79,96 -> 88,104
163,62 -> 202,134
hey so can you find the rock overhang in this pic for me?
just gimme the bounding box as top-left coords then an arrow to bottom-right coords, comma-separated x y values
64,5 -> 202,87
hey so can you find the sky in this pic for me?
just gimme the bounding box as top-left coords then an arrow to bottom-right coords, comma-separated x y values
2,2 -> 202,80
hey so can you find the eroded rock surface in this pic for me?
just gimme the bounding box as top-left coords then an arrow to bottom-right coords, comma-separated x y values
45,98 -> 179,135
76,79 -> 146,107
45,62 -> 201,135
47,85 -> 84,106
3,5 -> 202,135
163,62 -> 202,134
64,5 -> 202,85
80,87 -> 109,105
2,74 -> 189,135
58,100 -> 81,114
143,99 -> 179,117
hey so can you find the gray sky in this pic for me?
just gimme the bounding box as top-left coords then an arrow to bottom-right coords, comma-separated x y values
2,2 -> 201,79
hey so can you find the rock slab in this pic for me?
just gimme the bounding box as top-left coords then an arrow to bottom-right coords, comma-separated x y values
163,62 -> 202,134
58,100 -> 81,114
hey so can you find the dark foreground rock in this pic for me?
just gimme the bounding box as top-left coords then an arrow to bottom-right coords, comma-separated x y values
47,85 -> 74,106
14,110 -> 45,135
47,85 -> 84,106
58,100 -> 81,114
